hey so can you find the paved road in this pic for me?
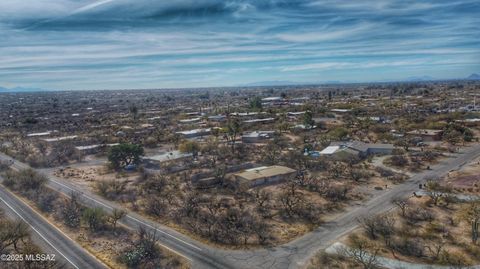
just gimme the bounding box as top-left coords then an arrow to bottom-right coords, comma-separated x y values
0,185 -> 107,269
1,154 -> 232,269
1,144 -> 480,269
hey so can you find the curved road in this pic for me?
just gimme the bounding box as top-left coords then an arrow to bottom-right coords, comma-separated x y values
1,144 -> 480,269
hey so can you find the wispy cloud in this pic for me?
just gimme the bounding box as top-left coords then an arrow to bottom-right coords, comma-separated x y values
0,0 -> 479,90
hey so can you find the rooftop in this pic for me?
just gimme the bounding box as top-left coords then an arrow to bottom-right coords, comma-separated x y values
146,150 -> 192,162
319,146 -> 340,155
243,117 -> 275,123
406,129 -> 443,136
42,135 -> 78,142
235,165 -> 296,181
176,128 -> 211,135
242,131 -> 275,138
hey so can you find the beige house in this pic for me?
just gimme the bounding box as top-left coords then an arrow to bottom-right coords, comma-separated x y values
233,165 -> 296,188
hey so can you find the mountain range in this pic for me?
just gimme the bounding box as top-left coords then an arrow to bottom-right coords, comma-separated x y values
467,73 -> 480,80
0,86 -> 55,92
2,74 -> 479,92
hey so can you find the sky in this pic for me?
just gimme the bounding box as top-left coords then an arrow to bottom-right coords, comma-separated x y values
0,0 -> 479,91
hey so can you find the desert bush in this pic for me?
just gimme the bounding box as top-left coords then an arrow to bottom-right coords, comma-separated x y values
358,214 -> 396,242
423,222 -> 447,240
37,190 -> 59,212
95,179 -> 128,200
375,167 -> 395,177
3,169 -> 47,192
82,207 -> 108,232
307,251 -> 352,269
119,227 -> 162,268
405,206 -> 434,224
438,251 -> 468,267
390,238 -> 424,257
324,185 -> 350,202
60,193 -> 82,228
389,155 -> 408,167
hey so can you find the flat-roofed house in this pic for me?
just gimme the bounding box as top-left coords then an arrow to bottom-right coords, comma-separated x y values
75,143 -> 119,155
42,135 -> 78,143
142,150 -> 193,169
233,165 -> 296,188
179,117 -> 201,124
176,128 -> 211,139
318,145 -> 361,159
456,118 -> 480,127
320,141 -> 395,158
241,131 -> 275,143
208,115 -> 226,122
243,117 -> 275,124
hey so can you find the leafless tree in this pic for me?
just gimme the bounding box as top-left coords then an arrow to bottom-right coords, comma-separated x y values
340,235 -> 380,269
426,238 -> 447,261
109,208 -> 127,231
392,197 -> 409,217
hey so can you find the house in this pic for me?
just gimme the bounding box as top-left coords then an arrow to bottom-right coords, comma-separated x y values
291,124 -> 316,130
242,131 -> 275,143
75,143 -> 119,155
262,97 -> 286,106
456,118 -> 480,127
320,141 -> 395,158
233,165 -> 296,188
331,109 -> 351,113
27,131 -> 56,137
208,115 -> 226,122
42,135 -> 78,143
286,111 -> 306,119
406,129 -> 443,142
179,117 -> 201,124
230,112 -> 263,118
261,97 -> 283,102
243,117 -> 275,124
318,145 -> 361,159
357,116 -> 389,124
176,128 -> 211,138
142,150 -> 193,169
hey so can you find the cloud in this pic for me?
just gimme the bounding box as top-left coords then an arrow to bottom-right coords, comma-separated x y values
0,0 -> 479,90
276,24 -> 372,43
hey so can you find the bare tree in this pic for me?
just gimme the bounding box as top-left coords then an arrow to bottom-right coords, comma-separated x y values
109,208 -> 127,231
341,235 -> 380,269
278,181 -> 305,218
392,197 -> 409,217
358,215 -> 379,240
426,238 -> 447,261
425,180 -> 446,206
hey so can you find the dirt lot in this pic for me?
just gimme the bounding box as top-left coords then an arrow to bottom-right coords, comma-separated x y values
443,155 -> 480,194
341,195 -> 480,267
54,165 -> 138,191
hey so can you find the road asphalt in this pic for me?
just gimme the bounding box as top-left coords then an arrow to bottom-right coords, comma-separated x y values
1,144 -> 479,269
0,185 -> 108,269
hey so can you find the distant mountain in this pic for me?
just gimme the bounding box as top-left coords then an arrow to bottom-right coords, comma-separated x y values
243,80 -> 301,87
405,75 -> 435,81
323,80 -> 342,84
0,86 -> 54,92
467,73 -> 480,80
